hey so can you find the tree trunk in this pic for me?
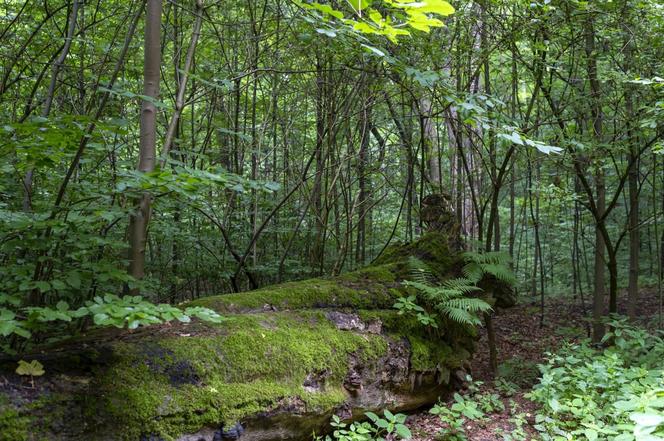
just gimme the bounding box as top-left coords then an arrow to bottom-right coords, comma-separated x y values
161,0 -> 204,164
419,97 -> 441,189
624,8 -> 639,318
585,16 -> 606,342
128,0 -> 162,287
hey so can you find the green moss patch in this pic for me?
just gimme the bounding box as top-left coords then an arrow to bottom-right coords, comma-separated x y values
188,275 -> 398,314
93,311 -> 390,440
0,395 -> 30,441
373,232 -> 458,278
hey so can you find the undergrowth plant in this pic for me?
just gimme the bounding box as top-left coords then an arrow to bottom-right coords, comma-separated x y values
0,294 -> 224,353
528,317 -> 664,440
461,251 -> 517,287
394,252 -> 515,328
430,376 -> 506,441
317,410 -> 412,441
495,401 -> 530,441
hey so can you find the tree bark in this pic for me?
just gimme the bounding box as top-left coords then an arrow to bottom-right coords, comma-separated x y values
161,0 -> 204,165
624,7 -> 639,319
585,16 -> 606,342
128,0 -> 162,287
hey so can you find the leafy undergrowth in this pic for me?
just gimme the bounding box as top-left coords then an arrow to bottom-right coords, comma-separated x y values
407,289 -> 664,441
530,317 -> 664,440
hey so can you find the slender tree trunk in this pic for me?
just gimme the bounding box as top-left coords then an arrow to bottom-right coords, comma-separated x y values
656,155 -> 663,327
419,97 -> 441,189
356,98 -> 371,266
128,0 -> 162,287
311,56 -> 326,274
161,0 -> 203,164
624,8 -> 639,318
585,16 -> 606,342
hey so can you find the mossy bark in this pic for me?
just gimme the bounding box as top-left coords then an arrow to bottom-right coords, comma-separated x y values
0,232 -> 480,441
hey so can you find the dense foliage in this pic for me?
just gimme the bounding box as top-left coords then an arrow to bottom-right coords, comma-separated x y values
529,319 -> 664,440
0,0 -> 662,351
0,0 -> 663,437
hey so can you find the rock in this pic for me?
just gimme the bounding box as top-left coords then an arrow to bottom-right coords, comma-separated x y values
218,423 -> 244,441
325,312 -> 366,331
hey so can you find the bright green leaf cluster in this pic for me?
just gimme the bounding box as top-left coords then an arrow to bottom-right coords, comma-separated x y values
1,295 -> 224,342
317,409 -> 412,441
294,0 -> 455,43
15,360 -> 44,377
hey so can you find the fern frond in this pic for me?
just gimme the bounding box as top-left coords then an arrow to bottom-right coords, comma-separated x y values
462,251 -> 516,286
445,298 -> 493,313
462,262 -> 484,283
443,307 -> 483,326
406,256 -> 437,284
404,282 -> 457,304
441,278 -> 482,294
481,263 -> 517,285
402,280 -> 434,293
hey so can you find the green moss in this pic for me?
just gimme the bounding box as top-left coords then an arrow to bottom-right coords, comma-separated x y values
356,310 -> 472,373
93,311 -> 390,440
188,275 -> 398,313
0,395 -> 30,441
373,232 -> 459,278
336,264 -> 398,285
408,336 -> 451,371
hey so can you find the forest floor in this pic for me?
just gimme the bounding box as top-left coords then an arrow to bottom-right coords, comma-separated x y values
406,288 -> 663,441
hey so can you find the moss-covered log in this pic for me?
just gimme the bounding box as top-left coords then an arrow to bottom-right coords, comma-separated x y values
0,232 -> 507,441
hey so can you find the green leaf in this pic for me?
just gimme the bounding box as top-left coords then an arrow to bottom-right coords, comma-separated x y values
35,281 -> 50,293
549,397 -> 562,413
365,411 -> 379,422
417,0 -> 455,16
361,44 -> 386,57
308,2 -> 345,19
67,272 -> 82,289
16,360 -> 45,377
315,28 -> 337,38
395,423 -> 412,439
583,428 -> 598,441
56,301 -> 69,311
13,327 -> 31,339
346,0 -> 365,13
630,412 -> 664,427
375,419 -> 389,429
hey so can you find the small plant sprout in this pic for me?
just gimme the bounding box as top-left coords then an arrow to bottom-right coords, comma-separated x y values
16,359 -> 45,388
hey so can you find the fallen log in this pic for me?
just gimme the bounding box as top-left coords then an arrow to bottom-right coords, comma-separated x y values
0,229 -> 514,441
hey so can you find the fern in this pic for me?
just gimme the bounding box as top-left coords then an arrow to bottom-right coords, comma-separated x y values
406,256 -> 438,284
462,251 -> 516,286
396,250 -> 516,331
400,258 -> 491,327
446,308 -> 482,327
441,278 -> 480,294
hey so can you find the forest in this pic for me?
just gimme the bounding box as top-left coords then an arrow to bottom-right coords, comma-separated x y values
0,0 -> 663,440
